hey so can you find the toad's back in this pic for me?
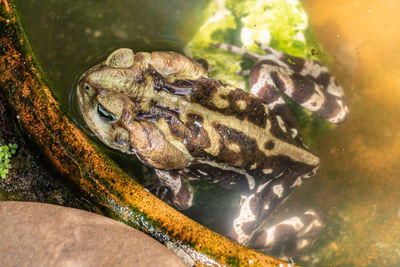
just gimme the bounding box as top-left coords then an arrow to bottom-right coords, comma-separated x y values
145,75 -> 319,173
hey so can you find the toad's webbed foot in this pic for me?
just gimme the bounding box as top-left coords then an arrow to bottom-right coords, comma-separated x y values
212,42 -> 349,127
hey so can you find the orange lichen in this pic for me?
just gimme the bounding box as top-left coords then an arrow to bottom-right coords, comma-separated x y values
0,0 -> 10,13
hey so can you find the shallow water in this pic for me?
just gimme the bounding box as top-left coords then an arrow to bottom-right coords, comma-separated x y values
16,0 -> 400,265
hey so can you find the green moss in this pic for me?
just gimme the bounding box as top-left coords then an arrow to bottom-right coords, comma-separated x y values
0,187 -> 21,201
186,0 -> 316,89
0,143 -> 18,179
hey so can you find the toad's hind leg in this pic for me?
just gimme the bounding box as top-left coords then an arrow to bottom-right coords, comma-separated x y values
230,164 -> 319,259
249,210 -> 323,261
212,42 -> 348,125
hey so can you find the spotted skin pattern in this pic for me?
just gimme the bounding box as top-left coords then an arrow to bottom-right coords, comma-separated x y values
76,46 -> 348,260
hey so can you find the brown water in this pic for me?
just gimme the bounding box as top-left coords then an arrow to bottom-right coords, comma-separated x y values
16,0 -> 400,265
286,0 -> 400,265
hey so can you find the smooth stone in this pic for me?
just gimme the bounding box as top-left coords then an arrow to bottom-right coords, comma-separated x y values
0,201 -> 186,267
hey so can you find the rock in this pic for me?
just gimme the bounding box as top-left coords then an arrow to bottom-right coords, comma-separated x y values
0,201 -> 186,267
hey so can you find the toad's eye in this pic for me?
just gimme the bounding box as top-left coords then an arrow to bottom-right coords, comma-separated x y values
81,82 -> 95,97
97,104 -> 119,123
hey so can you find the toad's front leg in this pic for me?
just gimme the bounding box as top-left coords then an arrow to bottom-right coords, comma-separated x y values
123,119 -> 188,170
123,119 -> 193,209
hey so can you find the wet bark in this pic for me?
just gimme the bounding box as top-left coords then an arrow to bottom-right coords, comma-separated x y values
0,90 -> 96,212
